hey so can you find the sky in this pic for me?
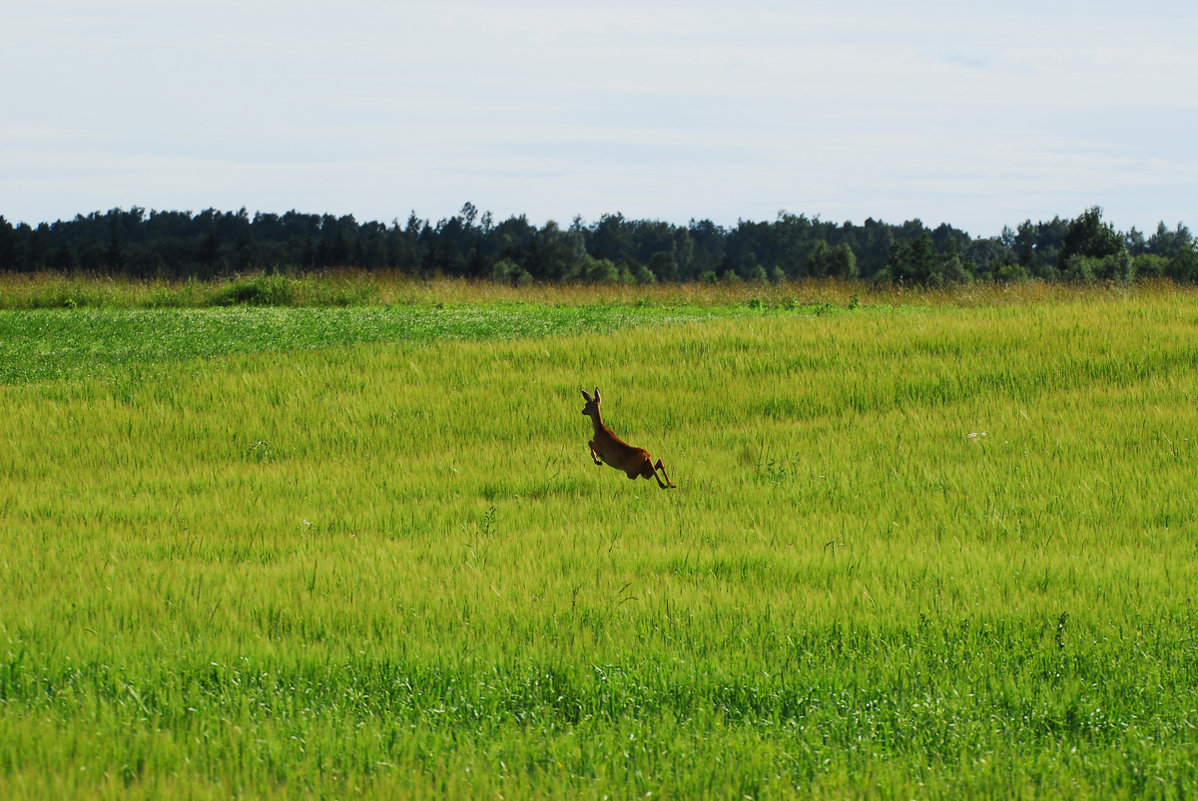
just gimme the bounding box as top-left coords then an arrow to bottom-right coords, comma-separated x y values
3,0 -> 1196,238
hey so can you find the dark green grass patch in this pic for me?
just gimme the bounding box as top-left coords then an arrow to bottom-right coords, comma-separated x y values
0,303 -> 779,384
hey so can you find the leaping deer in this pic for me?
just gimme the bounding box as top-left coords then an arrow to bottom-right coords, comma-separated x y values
581,387 -> 676,489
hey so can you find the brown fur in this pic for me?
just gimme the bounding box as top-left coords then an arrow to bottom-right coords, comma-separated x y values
581,387 -> 675,489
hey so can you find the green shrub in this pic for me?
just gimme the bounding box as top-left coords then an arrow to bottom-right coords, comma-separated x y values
491,260 -> 534,287
995,262 -> 1030,282
207,274 -> 298,306
631,263 -> 657,285
1132,254 -> 1169,280
1062,251 -> 1132,283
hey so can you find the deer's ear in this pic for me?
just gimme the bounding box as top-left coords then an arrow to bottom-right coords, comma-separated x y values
594,387 -> 602,402
581,389 -> 592,402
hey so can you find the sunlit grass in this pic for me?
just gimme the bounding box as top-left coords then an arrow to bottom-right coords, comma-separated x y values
2,284 -> 1197,798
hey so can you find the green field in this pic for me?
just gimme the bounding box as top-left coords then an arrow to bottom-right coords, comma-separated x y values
2,279 -> 1197,799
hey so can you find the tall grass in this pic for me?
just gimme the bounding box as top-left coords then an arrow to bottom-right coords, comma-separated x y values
0,268 -> 1157,310
0,271 -> 381,309
1,285 -> 1197,798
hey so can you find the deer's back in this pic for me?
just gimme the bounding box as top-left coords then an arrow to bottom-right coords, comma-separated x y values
593,425 -> 650,465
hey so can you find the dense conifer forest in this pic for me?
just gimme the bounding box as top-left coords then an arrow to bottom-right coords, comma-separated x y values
1,204 -> 1194,285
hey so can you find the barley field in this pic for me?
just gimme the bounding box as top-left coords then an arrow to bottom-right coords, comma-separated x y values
2,277 -> 1197,799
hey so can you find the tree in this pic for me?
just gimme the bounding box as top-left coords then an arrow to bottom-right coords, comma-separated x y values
685,219 -> 724,279
1148,221 -> 1195,259
884,235 -> 937,284
106,228 -> 125,271
1167,247 -> 1198,283
1059,207 -> 1125,266
0,216 -> 20,270
828,243 -> 857,279
1013,216 -> 1068,279
198,231 -> 221,271
807,240 -> 832,278
234,230 -> 256,271
6,201 -> 1193,287
882,235 -> 967,286
459,202 -> 478,231
536,221 -> 585,280
806,239 -> 858,279
647,250 -> 678,282
1013,220 -> 1037,266
590,213 -> 636,264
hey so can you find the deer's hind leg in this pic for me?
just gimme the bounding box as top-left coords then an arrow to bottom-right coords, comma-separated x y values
638,457 -> 676,489
652,458 -> 676,489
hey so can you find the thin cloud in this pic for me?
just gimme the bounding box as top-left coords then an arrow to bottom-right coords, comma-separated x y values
1,1 -> 1195,237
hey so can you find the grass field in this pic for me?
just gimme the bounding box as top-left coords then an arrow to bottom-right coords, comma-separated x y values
2,277 -> 1197,798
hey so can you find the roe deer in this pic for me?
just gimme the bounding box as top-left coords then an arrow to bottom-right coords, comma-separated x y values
581,387 -> 676,489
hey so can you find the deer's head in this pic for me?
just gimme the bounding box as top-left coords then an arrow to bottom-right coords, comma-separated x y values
580,387 -> 602,417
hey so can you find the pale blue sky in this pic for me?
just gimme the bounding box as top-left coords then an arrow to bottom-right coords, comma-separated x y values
3,0 -> 1195,237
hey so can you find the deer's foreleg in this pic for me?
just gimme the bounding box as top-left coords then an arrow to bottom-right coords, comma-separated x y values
588,442 -> 603,466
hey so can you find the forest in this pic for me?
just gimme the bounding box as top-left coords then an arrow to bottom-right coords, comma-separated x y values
1,204 -> 1195,286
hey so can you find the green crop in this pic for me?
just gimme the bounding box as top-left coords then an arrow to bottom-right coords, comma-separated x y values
2,284 -> 1196,799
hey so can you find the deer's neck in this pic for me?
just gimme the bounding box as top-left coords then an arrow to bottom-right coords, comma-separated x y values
588,410 -> 609,438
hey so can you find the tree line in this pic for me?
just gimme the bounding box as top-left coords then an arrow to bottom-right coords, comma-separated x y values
1,204 -> 1195,285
